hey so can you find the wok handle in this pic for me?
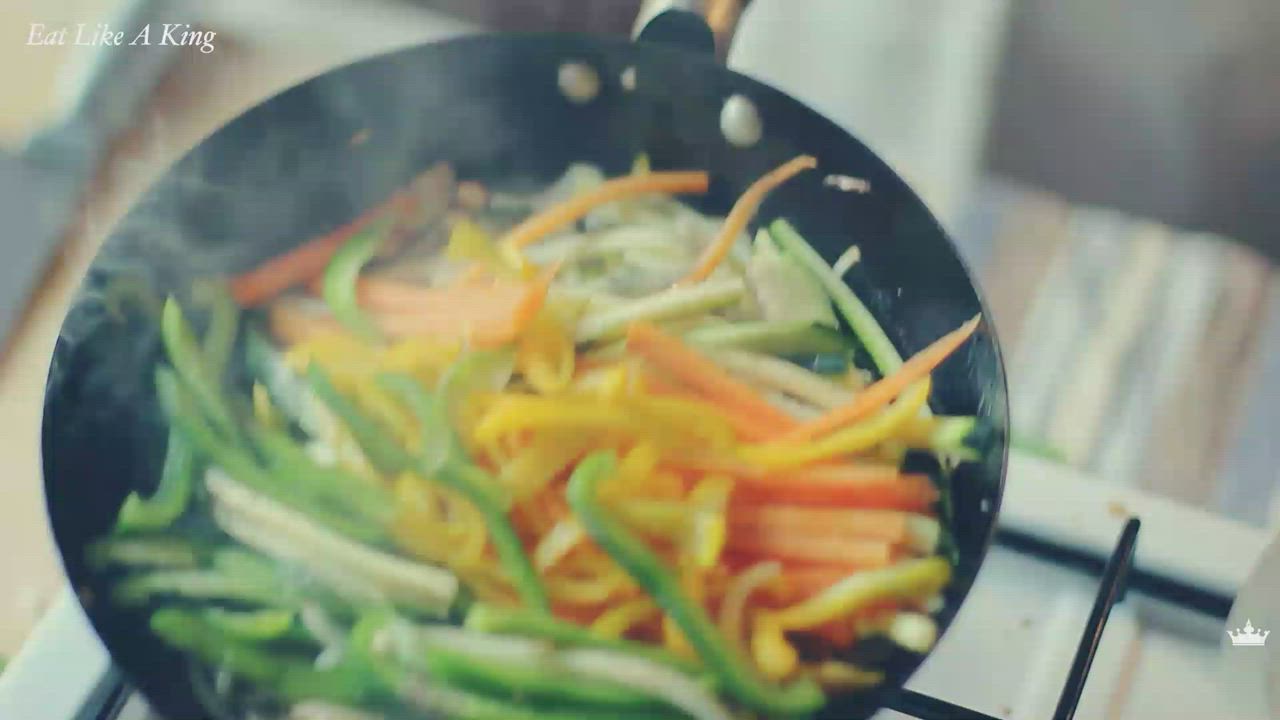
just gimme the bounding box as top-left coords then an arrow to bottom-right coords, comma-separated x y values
633,0 -> 747,60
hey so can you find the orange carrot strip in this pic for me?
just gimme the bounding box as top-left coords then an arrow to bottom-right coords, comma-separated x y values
778,315 -> 981,442
268,269 -> 556,348
731,467 -> 938,512
641,370 -> 778,442
503,171 -> 710,250
678,155 -> 817,285
727,506 -> 912,546
626,322 -> 797,434
813,618 -> 855,647
230,192 -> 411,307
725,530 -> 895,567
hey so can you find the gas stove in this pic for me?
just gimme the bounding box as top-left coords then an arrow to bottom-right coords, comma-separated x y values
3,452 -> 1269,720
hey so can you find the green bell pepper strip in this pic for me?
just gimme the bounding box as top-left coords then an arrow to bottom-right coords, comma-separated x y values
768,219 -> 903,376
322,214 -> 395,342
160,297 -> 238,440
307,363 -> 413,476
114,568 -> 294,607
86,537 -> 202,569
117,289 -> 237,532
156,367 -> 387,544
114,427 -> 197,532
567,451 -> 825,718
195,280 -> 240,380
251,425 -> 395,531
378,372 -> 546,614
463,603 -> 704,677
150,609 -> 376,705
203,608 -> 298,641
308,363 -> 545,610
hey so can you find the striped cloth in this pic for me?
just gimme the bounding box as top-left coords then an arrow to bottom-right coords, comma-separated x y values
953,179 -> 1280,528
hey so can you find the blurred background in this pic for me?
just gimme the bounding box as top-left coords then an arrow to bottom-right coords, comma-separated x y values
1,0 -> 1278,715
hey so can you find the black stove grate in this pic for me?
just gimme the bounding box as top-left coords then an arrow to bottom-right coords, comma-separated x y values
97,517 -> 1236,720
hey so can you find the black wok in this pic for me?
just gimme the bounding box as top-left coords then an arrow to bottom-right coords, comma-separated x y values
41,10 -> 1008,719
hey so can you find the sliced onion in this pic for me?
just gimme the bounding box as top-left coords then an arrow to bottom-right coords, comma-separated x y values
832,245 -> 862,278
207,469 -> 457,613
558,648 -> 735,720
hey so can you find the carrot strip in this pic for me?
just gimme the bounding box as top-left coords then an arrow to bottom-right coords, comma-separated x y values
229,192 -> 411,307
813,618 -> 855,647
641,370 -> 778,442
727,506 -> 912,546
267,269 -> 556,348
626,322 -> 797,434
502,171 -> 710,250
678,155 -> 817,285
731,467 -> 938,512
725,530 -> 895,567
778,315 -> 981,441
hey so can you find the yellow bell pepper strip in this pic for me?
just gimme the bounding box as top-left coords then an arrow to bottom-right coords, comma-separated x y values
765,556 -> 950,633
900,414 -> 981,461
517,310 -> 576,394
500,431 -> 594,501
738,378 -> 932,469
446,216 -> 502,265
687,476 -> 733,569
591,598 -> 661,639
474,394 -> 734,452
321,213 -> 397,342
464,603 -> 705,676
377,372 -> 549,614
567,451 -> 825,717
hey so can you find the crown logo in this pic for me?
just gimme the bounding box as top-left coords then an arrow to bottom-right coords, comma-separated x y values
1227,620 -> 1270,647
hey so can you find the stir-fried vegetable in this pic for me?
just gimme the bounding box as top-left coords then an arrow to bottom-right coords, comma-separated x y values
568,451 -> 825,717
99,159 -> 987,720
680,156 -> 816,285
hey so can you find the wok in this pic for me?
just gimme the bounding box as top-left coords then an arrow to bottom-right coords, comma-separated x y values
40,5 -> 1008,718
